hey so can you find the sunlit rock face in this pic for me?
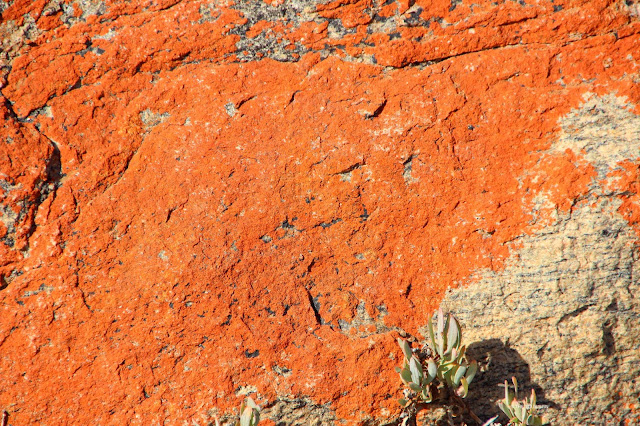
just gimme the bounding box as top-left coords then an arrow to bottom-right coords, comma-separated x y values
1,0 -> 639,424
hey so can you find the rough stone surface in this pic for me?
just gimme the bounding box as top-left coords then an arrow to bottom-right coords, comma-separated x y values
0,0 -> 639,424
442,94 -> 640,425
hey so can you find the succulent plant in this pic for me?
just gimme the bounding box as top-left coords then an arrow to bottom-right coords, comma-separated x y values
426,308 -> 478,398
214,397 -> 261,426
494,377 -> 548,426
394,309 -> 552,425
396,309 -> 477,409
237,397 -> 260,426
395,337 -> 437,406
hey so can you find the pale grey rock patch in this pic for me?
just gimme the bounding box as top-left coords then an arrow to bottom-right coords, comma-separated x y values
551,93 -> 640,179
440,94 -> 640,424
261,397 -> 338,425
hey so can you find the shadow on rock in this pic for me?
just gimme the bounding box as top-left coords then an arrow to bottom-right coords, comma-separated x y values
383,339 -> 558,426
465,339 -> 559,422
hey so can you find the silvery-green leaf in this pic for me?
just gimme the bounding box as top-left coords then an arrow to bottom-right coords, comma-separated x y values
409,357 -> 422,384
427,315 -> 436,354
437,310 -> 445,355
410,355 -> 423,375
427,359 -> 437,380
497,401 -> 513,419
400,368 -> 412,384
449,346 -> 458,360
240,407 -> 253,426
398,398 -> 409,407
513,403 -> 524,422
245,397 -> 259,411
530,389 -> 537,411
447,315 -> 460,351
465,360 -> 478,384
409,382 -> 422,392
398,338 -> 412,361
442,311 -> 449,349
453,365 -> 467,386
395,366 -> 402,373
505,380 -> 514,405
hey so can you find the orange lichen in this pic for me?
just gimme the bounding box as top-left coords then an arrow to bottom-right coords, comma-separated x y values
0,0 -> 639,424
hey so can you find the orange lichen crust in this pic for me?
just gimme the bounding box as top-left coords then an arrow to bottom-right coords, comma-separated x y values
0,0 -> 639,423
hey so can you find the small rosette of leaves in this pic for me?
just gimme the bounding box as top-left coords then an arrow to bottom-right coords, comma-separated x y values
236,397 -> 260,426
427,309 -> 478,398
396,309 -> 477,409
395,337 -> 437,407
496,377 -> 548,426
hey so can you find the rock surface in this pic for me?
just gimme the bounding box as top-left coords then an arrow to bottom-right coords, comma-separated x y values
1,0 -> 639,424
444,94 -> 640,425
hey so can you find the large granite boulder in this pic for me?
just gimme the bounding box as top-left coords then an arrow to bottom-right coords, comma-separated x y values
1,0 -> 639,424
